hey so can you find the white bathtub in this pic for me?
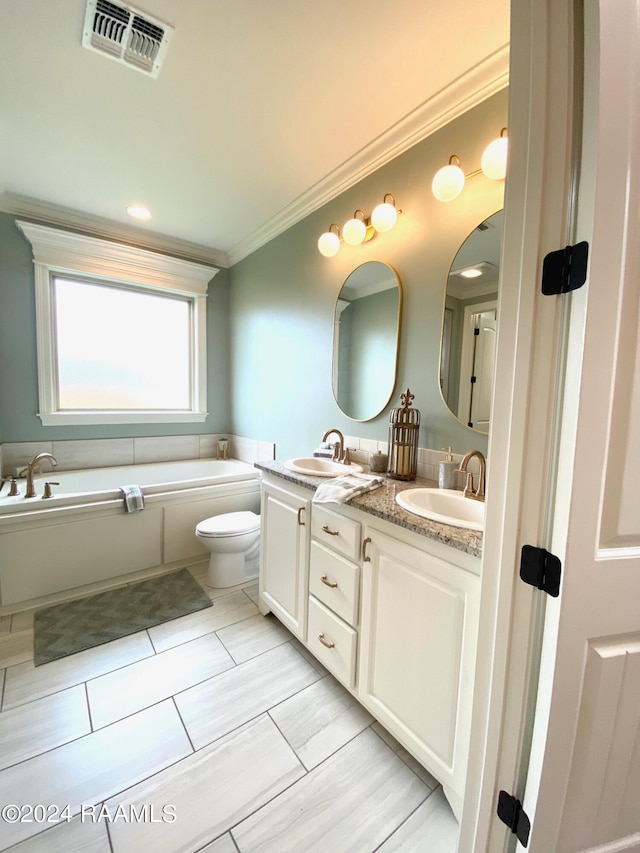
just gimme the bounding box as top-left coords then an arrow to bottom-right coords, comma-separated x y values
0,459 -> 261,609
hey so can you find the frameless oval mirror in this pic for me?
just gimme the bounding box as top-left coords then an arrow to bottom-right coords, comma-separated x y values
439,209 -> 503,434
332,261 -> 402,421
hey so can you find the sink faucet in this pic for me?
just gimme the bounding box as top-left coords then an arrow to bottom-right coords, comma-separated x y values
24,452 -> 58,498
456,450 -> 486,502
321,428 -> 349,464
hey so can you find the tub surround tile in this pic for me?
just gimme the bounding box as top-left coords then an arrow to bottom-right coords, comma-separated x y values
377,788 -> 459,852
175,642 -> 321,750
0,684 -> 90,771
0,700 -> 192,850
231,435 -> 259,464
148,590 -> 258,653
1,442 -> 54,477
269,676 -> 374,770
87,631 -> 235,729
232,728 -> 430,853
0,629 -> 34,669
50,438 -> 135,471
105,714 -> 304,853
7,815 -> 111,852
2,631 -> 155,712
216,612 -> 292,664
133,435 -> 200,465
258,439 -> 276,461
199,433 -> 220,459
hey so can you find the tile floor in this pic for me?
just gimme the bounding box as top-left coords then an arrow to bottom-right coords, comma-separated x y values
0,564 -> 459,852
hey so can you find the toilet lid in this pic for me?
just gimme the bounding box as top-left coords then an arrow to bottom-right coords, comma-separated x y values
196,511 -> 260,538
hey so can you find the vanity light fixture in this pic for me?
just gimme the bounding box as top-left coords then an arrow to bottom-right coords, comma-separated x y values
317,194 -> 401,256
432,128 -> 509,202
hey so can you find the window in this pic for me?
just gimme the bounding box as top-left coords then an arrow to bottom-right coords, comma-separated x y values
17,221 -> 219,425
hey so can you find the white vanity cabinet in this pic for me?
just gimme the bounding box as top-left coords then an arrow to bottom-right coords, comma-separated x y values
307,504 -> 361,688
358,524 -> 480,817
259,477 -> 310,641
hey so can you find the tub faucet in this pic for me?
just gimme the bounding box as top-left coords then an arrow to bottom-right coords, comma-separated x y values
456,450 -> 486,502
24,452 -> 58,498
321,428 -> 349,464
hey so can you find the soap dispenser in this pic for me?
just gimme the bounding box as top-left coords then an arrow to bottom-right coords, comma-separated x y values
439,447 -> 457,489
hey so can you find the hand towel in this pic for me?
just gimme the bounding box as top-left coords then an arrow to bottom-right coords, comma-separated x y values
121,485 -> 144,513
312,473 -> 383,505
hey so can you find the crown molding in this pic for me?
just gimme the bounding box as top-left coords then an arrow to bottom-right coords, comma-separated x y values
0,193 -> 229,268
227,44 -> 510,266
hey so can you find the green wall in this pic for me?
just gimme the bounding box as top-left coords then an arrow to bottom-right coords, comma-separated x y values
0,213 -> 232,441
229,89 -> 508,459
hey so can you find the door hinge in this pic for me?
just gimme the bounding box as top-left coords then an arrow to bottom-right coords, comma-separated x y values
497,790 -> 531,847
520,545 -> 561,597
541,241 -> 589,295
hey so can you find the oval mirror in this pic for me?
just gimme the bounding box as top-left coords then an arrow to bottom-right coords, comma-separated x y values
439,209 -> 503,434
332,261 -> 402,421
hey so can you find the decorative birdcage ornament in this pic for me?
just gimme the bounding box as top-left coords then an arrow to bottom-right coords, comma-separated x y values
387,388 -> 420,480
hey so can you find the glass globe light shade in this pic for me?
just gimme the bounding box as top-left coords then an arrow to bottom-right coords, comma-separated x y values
370,201 -> 398,233
317,231 -> 341,257
481,136 -> 508,180
342,216 -> 367,246
431,164 -> 465,202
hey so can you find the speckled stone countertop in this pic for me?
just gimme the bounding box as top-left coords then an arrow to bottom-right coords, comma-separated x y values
255,461 -> 483,559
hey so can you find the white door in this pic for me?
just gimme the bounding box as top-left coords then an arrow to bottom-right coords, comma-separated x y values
520,0 -> 640,848
469,310 -> 496,432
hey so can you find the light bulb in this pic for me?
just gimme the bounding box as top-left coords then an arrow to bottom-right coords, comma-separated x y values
431,163 -> 465,202
318,230 -> 341,257
342,216 -> 367,246
371,201 -> 397,233
126,204 -> 151,220
481,135 -> 508,180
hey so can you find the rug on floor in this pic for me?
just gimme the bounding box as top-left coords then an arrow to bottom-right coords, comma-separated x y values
33,568 -> 212,666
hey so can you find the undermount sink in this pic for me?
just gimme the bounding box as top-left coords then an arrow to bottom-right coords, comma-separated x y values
284,457 -> 364,478
395,488 -> 484,531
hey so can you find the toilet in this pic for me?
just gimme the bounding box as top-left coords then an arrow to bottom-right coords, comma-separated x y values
195,511 -> 261,588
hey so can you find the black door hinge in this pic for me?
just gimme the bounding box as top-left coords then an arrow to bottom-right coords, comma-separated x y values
520,545 -> 561,597
541,241 -> 589,295
497,791 -> 531,847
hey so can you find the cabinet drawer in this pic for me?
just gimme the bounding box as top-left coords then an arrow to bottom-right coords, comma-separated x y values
307,595 -> 357,689
311,504 -> 361,561
309,540 -> 359,626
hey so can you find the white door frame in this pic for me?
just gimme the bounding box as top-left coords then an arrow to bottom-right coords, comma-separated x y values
459,0 -> 583,849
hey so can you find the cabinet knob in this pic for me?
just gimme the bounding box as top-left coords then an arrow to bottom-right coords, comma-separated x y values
318,633 -> 335,649
320,575 -> 338,589
322,524 -> 339,536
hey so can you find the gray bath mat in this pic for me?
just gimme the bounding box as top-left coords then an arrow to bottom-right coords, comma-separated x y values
33,568 -> 212,666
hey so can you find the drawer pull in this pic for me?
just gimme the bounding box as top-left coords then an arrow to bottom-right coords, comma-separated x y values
297,507 -> 305,526
320,575 -> 338,588
322,524 -> 339,536
318,633 -> 335,649
362,537 -> 371,562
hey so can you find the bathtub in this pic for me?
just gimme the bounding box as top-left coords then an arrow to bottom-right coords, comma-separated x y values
0,459 -> 261,609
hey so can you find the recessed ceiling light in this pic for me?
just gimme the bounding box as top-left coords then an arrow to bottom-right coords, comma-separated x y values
459,268 -> 483,278
126,204 -> 151,220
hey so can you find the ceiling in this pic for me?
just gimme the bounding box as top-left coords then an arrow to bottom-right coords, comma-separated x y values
0,0 -> 509,267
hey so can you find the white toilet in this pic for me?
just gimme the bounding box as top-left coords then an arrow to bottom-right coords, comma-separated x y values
195,511 -> 261,588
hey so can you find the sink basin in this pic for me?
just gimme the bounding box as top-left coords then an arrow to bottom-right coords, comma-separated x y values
395,488 -> 484,531
284,457 -> 364,478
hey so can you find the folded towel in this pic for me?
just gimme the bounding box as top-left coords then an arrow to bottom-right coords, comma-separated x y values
121,485 -> 144,513
312,473 -> 384,505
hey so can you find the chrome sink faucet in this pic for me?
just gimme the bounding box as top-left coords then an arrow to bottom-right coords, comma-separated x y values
24,452 -> 58,498
321,428 -> 350,464
456,450 -> 486,502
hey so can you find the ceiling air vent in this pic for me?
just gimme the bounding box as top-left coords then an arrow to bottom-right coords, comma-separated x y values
82,0 -> 174,78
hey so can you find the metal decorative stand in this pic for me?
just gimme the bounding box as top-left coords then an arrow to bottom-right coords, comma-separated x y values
387,388 -> 420,480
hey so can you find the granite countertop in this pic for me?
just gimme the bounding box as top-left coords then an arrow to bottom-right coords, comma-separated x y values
254,460 -> 483,559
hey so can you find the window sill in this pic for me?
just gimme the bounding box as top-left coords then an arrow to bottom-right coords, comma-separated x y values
38,411 -> 209,426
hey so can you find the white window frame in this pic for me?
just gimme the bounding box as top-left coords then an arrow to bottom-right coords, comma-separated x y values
16,220 -> 219,426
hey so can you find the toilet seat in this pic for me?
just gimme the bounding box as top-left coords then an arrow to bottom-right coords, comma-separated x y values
196,511 -> 260,538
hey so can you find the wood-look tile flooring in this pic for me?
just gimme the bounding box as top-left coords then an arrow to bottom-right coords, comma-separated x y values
0,564 -> 458,852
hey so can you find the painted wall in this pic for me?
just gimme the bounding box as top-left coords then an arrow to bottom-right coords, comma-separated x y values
229,89 -> 508,460
0,213 -> 232,442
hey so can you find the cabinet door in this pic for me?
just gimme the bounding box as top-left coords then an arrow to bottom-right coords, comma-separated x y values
358,526 -> 479,810
259,481 -> 310,640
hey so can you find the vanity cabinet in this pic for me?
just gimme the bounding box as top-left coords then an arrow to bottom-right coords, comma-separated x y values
358,525 -> 479,817
259,478 -> 310,641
